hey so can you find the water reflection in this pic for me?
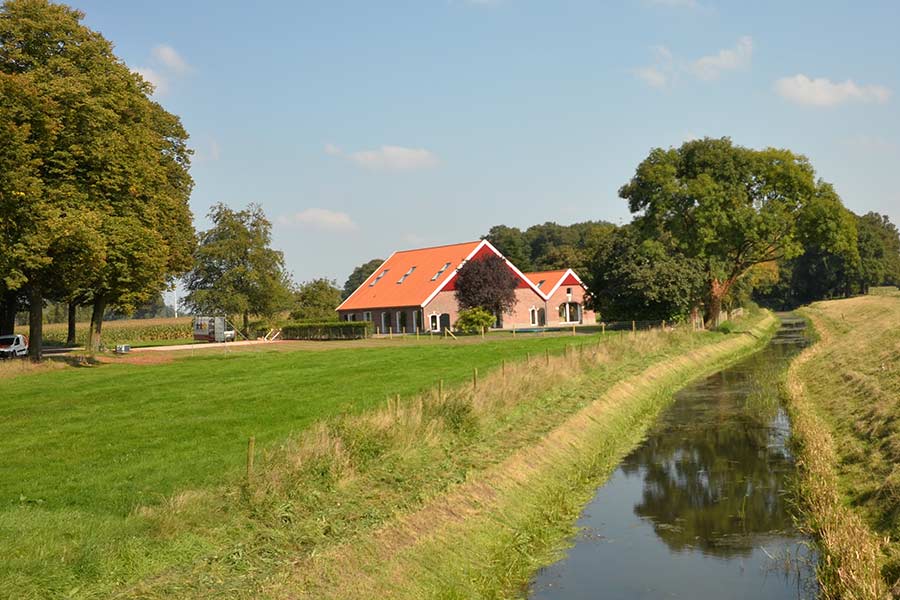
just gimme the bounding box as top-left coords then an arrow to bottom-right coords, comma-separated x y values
529,318 -> 817,600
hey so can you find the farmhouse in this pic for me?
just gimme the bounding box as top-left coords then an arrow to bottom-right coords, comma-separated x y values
336,239 -> 594,332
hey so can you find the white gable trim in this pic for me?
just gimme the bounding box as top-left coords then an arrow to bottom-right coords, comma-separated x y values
542,269 -> 587,300
335,252 -> 396,312
420,239 -> 546,308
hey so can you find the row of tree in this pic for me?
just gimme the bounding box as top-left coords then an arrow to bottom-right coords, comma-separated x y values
0,0 -> 195,359
486,138 -> 900,324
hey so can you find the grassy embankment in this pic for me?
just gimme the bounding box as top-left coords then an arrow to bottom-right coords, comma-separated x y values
1,314 -> 775,598
787,294 -> 900,599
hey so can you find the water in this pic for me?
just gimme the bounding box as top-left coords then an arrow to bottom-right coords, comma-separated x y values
529,317 -> 817,600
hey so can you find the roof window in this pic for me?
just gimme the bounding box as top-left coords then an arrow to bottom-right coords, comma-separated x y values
369,269 -> 389,286
397,266 -> 416,284
537,279 -> 546,288
431,262 -> 452,281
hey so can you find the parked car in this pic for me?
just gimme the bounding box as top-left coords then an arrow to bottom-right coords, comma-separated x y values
0,334 -> 28,359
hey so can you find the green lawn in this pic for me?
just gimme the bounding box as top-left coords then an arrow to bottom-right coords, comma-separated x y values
2,335 -> 590,517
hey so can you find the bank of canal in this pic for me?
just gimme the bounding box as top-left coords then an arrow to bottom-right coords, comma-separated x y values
529,317 -> 817,599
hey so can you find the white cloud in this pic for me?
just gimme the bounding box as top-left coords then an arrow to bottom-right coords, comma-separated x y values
134,44 -> 189,97
278,208 -> 359,232
691,36 -> 753,80
634,66 -> 668,88
134,67 -> 168,95
774,74 -> 891,107
152,44 -> 189,74
326,144 -> 439,171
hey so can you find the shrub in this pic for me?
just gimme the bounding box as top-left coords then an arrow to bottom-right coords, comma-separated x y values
281,321 -> 373,341
455,308 -> 496,335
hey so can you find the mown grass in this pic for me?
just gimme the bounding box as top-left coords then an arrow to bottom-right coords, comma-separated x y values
0,320 -> 771,599
787,295 -> 900,598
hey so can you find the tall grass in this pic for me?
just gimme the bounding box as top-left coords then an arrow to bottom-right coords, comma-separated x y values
786,295 -> 900,598
115,315 -> 775,599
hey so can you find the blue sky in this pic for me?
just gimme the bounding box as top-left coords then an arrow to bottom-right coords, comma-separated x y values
74,0 -> 900,289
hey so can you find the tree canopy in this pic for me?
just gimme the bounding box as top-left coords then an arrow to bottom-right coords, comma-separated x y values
620,137 -> 818,325
182,203 -> 292,335
342,258 -> 384,300
454,255 -> 518,320
0,0 -> 195,356
484,220 -> 616,274
291,278 -> 342,321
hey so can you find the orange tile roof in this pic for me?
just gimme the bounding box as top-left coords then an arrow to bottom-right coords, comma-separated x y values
337,241 -> 482,311
524,270 -> 570,292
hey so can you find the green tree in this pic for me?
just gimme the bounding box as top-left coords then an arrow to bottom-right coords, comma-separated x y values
183,203 -> 292,335
0,0 -> 195,357
342,258 -> 384,300
291,278 -> 342,321
454,307 -> 496,334
586,226 -> 706,322
454,254 -> 518,320
484,225 -> 532,271
620,137 -> 817,326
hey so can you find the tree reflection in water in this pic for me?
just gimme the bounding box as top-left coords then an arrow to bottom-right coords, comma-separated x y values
621,341 -> 801,558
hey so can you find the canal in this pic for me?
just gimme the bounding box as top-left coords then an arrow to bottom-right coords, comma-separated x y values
529,317 -> 817,599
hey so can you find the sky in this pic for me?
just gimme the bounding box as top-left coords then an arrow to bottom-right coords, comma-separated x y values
72,0 -> 900,293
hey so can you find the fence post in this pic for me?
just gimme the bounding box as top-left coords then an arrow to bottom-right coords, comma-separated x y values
473,367 -> 478,391
389,326 -> 392,340
502,359 -> 506,377
632,320 -> 636,336
439,379 -> 444,401
246,436 -> 256,484
572,324 -> 576,336
545,348 -> 550,366
602,323 -> 606,336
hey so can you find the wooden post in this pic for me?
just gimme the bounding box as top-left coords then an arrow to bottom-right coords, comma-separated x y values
395,393 -> 401,417
513,325 -> 517,337
473,367 -> 478,391
389,326 -> 393,340
439,379 -> 444,401
502,359 -> 506,377
602,323 -> 606,336
572,324 -> 576,336
246,436 -> 256,483
632,320 -> 636,335
545,348 -> 550,366
416,327 -> 419,341
481,326 -> 485,340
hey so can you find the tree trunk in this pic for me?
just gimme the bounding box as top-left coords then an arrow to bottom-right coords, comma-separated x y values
242,311 -> 249,338
0,290 -> 16,336
28,285 -> 43,362
67,302 -> 78,347
704,277 -> 735,329
89,297 -> 107,353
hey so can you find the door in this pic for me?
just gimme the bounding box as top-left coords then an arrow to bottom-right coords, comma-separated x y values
439,313 -> 451,333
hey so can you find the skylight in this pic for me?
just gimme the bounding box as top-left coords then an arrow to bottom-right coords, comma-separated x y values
397,266 -> 416,284
431,262 -> 452,281
537,280 -> 546,288
369,269 -> 389,286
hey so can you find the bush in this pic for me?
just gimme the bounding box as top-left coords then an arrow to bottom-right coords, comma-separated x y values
281,321 -> 373,341
454,308 -> 495,335
716,320 -> 737,334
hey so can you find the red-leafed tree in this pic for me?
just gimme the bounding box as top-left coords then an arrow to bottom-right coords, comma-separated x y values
454,254 -> 518,317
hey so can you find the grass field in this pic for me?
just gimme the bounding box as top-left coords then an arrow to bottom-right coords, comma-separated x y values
787,294 -> 900,598
1,319 -> 773,598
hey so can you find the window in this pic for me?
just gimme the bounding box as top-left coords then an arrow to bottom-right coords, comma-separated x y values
530,308 -> 537,326
363,311 -> 372,322
397,311 -> 407,331
413,310 -> 420,332
430,314 -> 439,331
537,280 -> 546,289
566,287 -> 573,295
397,266 -> 416,284
559,302 -> 581,323
370,269 -> 389,286
431,262 -> 452,281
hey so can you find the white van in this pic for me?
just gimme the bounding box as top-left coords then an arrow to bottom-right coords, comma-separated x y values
0,334 -> 28,358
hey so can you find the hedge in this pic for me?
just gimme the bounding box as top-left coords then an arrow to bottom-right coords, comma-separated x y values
281,321 -> 373,340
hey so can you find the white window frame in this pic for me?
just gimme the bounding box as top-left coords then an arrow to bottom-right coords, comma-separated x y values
363,311 -> 372,322
429,313 -> 439,332
530,307 -> 537,326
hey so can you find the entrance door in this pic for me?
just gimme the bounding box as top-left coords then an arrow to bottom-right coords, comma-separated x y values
439,313 -> 451,333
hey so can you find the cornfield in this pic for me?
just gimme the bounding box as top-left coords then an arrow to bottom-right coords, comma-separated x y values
17,317 -> 193,346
